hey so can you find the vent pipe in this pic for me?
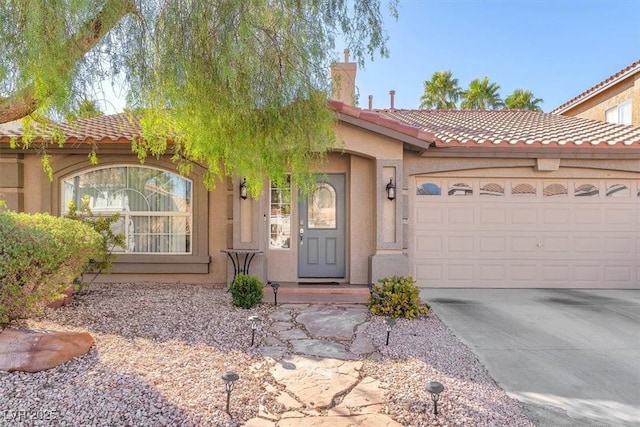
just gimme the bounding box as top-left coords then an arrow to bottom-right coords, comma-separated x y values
368,95 -> 373,110
389,90 -> 396,110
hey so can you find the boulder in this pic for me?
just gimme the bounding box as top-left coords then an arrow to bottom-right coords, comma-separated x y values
0,328 -> 94,373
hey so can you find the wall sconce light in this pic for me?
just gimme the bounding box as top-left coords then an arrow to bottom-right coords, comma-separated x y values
386,178 -> 396,200
239,178 -> 248,200
426,381 -> 444,416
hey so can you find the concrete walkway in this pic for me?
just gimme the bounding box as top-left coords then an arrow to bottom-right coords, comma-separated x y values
244,304 -> 402,427
421,288 -> 640,427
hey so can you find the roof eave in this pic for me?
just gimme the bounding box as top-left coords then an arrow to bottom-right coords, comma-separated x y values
552,63 -> 640,114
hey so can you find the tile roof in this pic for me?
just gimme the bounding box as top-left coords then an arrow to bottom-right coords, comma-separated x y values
0,113 -> 139,144
330,100 -> 640,148
550,59 -> 640,114
3,103 -> 640,150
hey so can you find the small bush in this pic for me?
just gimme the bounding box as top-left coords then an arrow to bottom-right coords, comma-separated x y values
0,212 -> 102,324
66,195 -> 126,294
230,274 -> 264,308
368,275 -> 430,319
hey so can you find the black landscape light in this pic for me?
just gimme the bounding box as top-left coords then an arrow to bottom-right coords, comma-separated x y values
248,315 -> 261,346
384,317 -> 396,346
367,283 -> 374,295
269,281 -> 280,306
221,371 -> 240,414
426,381 -> 444,416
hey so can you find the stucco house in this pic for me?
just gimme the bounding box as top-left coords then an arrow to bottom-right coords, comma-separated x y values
2,58 -> 640,290
552,59 -> 640,126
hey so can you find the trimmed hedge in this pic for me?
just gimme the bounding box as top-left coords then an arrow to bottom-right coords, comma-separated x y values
230,274 -> 264,308
0,212 -> 102,324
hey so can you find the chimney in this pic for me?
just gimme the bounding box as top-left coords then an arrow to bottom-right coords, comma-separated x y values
389,90 -> 396,110
368,95 -> 373,110
330,49 -> 357,106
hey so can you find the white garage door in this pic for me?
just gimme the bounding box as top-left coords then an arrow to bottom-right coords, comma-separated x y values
413,177 -> 640,288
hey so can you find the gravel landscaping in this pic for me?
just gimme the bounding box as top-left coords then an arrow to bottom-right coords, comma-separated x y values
1,282 -> 534,426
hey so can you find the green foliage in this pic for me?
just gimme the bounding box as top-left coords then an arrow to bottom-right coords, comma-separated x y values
0,212 -> 102,325
65,195 -> 126,294
230,274 -> 264,309
1,0 -> 397,193
504,89 -> 543,111
460,76 -> 504,110
368,276 -> 430,319
420,70 -> 461,109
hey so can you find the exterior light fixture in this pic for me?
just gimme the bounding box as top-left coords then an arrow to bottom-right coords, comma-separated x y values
384,317 -> 397,346
240,178 -> 248,200
386,178 -> 396,200
248,315 -> 261,346
268,281 -> 280,306
426,381 -> 444,416
221,371 -> 240,414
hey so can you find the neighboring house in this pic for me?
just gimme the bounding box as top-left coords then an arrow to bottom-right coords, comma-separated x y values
552,60 -> 640,126
2,58 -> 640,290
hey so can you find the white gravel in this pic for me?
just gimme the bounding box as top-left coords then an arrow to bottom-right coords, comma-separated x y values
1,282 -> 534,426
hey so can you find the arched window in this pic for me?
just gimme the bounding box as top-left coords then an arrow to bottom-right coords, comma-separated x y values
61,166 -> 192,254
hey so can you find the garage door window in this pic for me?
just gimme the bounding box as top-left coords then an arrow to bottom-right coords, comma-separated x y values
480,182 -> 504,196
574,184 -> 599,197
512,183 -> 536,196
544,183 -> 568,197
417,182 -> 441,196
606,184 -> 630,197
448,182 -> 473,196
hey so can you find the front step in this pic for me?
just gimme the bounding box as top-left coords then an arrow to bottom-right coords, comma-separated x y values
262,283 -> 370,305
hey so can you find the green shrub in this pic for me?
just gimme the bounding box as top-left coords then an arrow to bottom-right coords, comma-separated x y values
367,276 -> 430,319
0,212 -> 102,324
66,195 -> 126,294
230,274 -> 264,308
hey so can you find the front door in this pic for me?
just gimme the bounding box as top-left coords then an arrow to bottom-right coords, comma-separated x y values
298,174 -> 345,278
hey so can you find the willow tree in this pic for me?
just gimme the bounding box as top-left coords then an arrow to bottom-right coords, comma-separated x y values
0,0 -> 397,193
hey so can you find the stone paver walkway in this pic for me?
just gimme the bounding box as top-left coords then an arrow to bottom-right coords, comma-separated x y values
244,304 -> 403,427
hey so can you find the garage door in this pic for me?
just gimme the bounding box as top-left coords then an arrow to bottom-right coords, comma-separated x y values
413,176 -> 640,288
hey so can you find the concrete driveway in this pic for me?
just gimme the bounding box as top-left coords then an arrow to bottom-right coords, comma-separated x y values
420,288 -> 640,427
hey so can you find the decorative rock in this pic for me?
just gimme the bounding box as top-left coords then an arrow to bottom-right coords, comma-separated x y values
0,329 -> 94,373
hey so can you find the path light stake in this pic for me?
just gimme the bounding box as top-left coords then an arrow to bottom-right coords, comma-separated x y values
248,315 -> 261,346
367,283 -> 374,296
426,381 -> 444,416
221,371 -> 239,415
269,281 -> 280,306
385,317 -> 396,346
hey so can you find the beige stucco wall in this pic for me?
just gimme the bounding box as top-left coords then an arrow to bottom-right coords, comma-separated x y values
560,73 -> 640,126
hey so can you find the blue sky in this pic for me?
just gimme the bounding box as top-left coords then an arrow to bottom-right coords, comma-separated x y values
355,0 -> 640,112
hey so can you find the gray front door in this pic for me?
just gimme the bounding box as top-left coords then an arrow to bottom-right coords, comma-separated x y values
298,174 -> 345,278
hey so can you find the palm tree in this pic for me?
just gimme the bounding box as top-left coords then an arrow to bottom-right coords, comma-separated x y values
460,77 -> 503,109
504,89 -> 543,111
419,70 -> 461,109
